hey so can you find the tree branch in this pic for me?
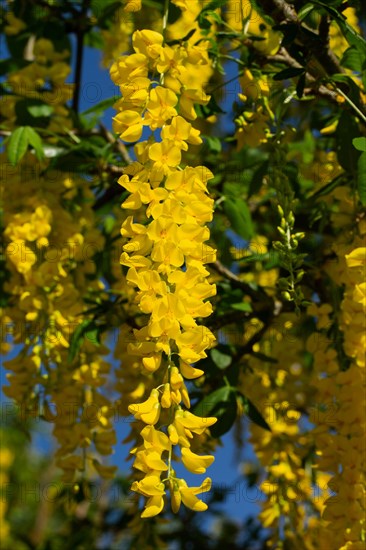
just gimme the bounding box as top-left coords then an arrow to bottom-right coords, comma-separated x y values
99,123 -> 133,165
210,260 -> 278,310
267,49 -> 339,103
259,0 -> 344,77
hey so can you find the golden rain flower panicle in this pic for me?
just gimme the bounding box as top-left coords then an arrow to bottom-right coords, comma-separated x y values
1,152 -> 116,484
111,1 -> 218,518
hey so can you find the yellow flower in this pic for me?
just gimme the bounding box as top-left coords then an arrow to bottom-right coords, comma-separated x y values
118,77 -> 151,109
179,360 -> 204,379
235,109 -> 269,149
178,86 -> 210,120
161,116 -> 202,150
0,449 -> 13,469
4,12 -> 26,35
94,431 -> 117,455
128,388 -> 161,425
145,86 -> 178,129
174,409 -> 217,436
133,449 -> 168,472
170,479 -> 182,513
175,327 -> 215,362
140,425 -> 171,451
132,30 -> 163,58
247,11 -> 281,55
177,477 -> 212,512
345,248 -> 365,268
123,0 -> 142,12
239,69 -> 269,101
161,383 -> 172,408
110,53 -> 148,85
92,460 -> 118,479
181,447 -> 215,474
141,495 -> 165,518
112,110 -> 143,142
148,141 -> 182,181
353,283 -> 366,307
156,45 -> 187,75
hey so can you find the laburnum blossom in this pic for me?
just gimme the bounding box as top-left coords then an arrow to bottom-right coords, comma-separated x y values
2,153 -> 114,484
111,2 -> 217,517
235,108 -> 269,149
226,0 -> 281,55
123,0 -> 142,12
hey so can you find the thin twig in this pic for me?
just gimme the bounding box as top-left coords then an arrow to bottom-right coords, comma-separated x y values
99,123 -> 133,165
211,260 -> 273,307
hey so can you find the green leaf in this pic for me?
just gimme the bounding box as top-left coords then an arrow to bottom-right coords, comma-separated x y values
273,67 -> 305,81
313,1 -> 366,56
198,0 -> 226,14
82,96 -> 117,116
84,327 -> 101,346
224,198 -> 254,240
27,104 -> 54,118
211,348 -> 232,369
352,137 -> 366,152
84,31 -> 105,49
204,10 -> 223,24
357,151 -> 366,206
68,320 -> 94,363
308,174 -> 344,199
104,215 -> 116,234
92,0 -> 122,26
336,111 -> 360,172
205,136 -> 222,153
210,399 -> 237,437
331,73 -> 361,104
298,3 -> 315,21
272,23 -> 298,47
15,99 -> 52,127
296,73 -> 306,98
341,46 -> 363,72
26,127 -> 44,161
194,386 -> 237,438
8,127 -> 30,166
248,161 -> 269,197
231,301 -> 252,312
240,394 -> 271,431
167,28 -> 196,46
194,386 -> 232,416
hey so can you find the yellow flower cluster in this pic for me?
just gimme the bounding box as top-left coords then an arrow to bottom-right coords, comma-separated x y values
1,153 -> 117,482
1,35 -> 73,133
329,7 -> 360,60
226,0 -> 281,56
0,448 -> 13,542
225,1 -> 276,150
101,6 -> 134,67
241,315 -> 317,547
314,240 -> 366,548
305,176 -> 365,548
110,5 -> 218,516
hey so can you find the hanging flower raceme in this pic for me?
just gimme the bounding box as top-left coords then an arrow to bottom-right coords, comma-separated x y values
111,6 -> 217,517
1,34 -> 73,133
1,153 -> 116,484
304,180 -> 366,549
